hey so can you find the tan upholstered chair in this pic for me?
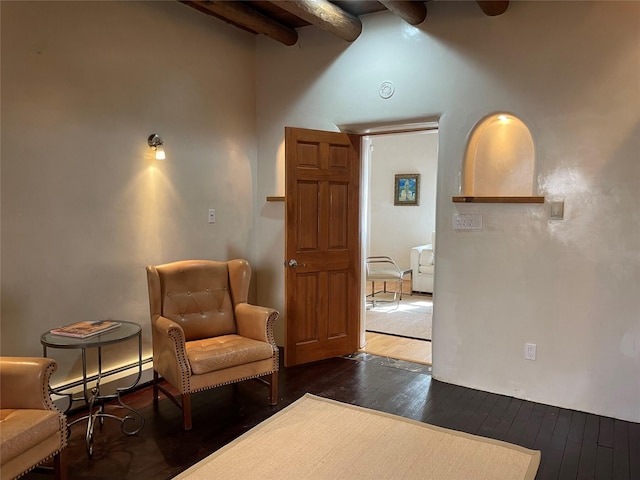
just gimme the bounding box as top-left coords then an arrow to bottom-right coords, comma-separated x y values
146,259 -> 279,430
0,357 -> 67,480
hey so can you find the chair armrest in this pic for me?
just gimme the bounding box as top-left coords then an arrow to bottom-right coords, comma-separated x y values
411,244 -> 433,270
235,304 -> 279,345
151,316 -> 192,390
366,256 -> 404,281
411,244 -> 432,254
0,357 -> 58,411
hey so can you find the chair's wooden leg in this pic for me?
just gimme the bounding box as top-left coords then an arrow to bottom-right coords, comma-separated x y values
182,393 -> 192,430
53,450 -> 66,480
269,371 -> 278,405
152,370 -> 159,404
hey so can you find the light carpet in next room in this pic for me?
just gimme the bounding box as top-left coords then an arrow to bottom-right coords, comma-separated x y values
366,293 -> 432,340
175,394 -> 540,480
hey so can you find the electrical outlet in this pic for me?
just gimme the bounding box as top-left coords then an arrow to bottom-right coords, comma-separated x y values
208,209 -> 216,224
525,343 -> 537,361
550,201 -> 564,220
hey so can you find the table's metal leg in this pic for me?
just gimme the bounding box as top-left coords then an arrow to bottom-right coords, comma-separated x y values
114,332 -> 145,435
47,329 -> 145,458
83,347 -> 101,457
66,348 -> 95,441
96,346 -> 104,427
43,345 -> 82,414
81,348 -> 89,404
92,333 -> 145,436
85,385 -> 98,457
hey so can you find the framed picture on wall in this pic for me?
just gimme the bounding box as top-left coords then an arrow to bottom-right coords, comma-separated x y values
394,174 -> 420,206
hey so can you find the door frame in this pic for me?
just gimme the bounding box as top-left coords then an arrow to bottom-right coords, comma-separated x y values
350,120 -> 440,350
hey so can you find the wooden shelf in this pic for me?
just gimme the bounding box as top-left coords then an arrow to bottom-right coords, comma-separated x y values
266,196 -> 285,202
452,196 -> 544,204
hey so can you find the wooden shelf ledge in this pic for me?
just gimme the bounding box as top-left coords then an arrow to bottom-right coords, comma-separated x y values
452,196 -> 545,204
266,196 -> 285,202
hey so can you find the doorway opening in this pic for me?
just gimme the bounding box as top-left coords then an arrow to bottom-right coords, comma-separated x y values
357,126 -> 439,365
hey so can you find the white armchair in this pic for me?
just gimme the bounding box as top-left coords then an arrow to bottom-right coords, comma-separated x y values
410,232 -> 435,294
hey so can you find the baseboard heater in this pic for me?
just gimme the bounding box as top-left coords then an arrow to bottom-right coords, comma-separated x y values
51,357 -> 154,412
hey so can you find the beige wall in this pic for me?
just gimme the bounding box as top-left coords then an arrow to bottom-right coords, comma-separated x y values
255,2 -> 640,422
1,2 -> 258,378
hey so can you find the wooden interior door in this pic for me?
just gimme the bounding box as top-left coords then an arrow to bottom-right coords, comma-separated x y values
284,127 -> 361,367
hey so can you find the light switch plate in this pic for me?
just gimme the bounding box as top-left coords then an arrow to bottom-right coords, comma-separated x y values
453,214 -> 482,230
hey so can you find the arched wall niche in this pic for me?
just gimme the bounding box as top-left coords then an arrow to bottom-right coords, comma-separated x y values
453,113 -> 544,203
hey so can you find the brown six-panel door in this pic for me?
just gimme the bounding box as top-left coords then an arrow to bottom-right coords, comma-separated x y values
284,127 -> 361,367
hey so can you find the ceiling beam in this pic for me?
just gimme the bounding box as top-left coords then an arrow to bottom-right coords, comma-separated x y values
379,1 -> 427,26
476,1 -> 510,16
184,1 -> 298,46
277,0 -> 362,42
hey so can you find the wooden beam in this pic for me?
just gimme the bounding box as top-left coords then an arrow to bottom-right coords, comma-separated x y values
184,1 -> 298,46
476,1 -> 510,16
277,0 -> 362,42
379,1 -> 427,26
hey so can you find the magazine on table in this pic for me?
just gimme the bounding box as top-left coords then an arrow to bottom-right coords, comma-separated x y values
50,320 -> 121,338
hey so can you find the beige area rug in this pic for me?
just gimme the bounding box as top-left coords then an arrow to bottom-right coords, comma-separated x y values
366,293 -> 432,340
175,394 -> 540,480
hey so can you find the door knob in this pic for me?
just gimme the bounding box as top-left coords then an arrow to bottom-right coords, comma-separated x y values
288,259 -> 306,268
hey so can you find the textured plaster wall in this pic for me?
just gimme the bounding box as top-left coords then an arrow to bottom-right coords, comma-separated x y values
255,1 -> 640,421
1,1 -> 258,381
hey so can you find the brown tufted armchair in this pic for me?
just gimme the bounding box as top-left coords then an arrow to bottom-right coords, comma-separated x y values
0,357 -> 67,480
146,259 -> 279,430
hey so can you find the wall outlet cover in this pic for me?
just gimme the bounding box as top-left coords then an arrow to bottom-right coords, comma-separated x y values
550,201 -> 564,220
525,343 -> 537,361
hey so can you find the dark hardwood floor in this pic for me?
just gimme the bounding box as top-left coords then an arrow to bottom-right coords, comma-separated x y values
25,352 -> 639,480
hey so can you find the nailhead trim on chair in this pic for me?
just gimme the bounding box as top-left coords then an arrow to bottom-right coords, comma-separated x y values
13,361 -> 67,479
190,369 -> 279,394
189,309 -> 280,395
265,311 -> 278,346
47,361 -> 69,454
167,327 -> 191,393
266,311 -> 280,374
42,362 -> 59,412
14,449 -> 64,480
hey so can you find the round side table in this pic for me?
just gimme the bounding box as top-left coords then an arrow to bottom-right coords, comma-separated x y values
41,320 -> 145,457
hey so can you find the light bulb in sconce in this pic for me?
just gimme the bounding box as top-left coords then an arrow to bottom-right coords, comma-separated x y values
155,145 -> 166,160
148,134 -> 165,160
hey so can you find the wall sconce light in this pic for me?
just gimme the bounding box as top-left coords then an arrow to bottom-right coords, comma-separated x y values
148,134 -> 165,160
